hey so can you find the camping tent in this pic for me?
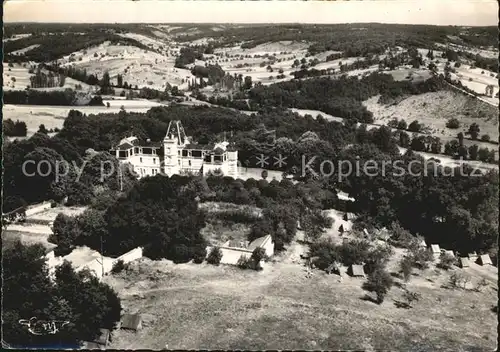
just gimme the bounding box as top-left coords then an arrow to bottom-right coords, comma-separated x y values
476,254 -> 492,266
348,264 -> 365,277
121,314 -> 142,331
459,257 -> 470,268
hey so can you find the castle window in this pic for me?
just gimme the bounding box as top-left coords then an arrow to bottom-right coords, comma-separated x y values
153,158 -> 156,164
188,160 -> 191,166
140,157 -> 143,163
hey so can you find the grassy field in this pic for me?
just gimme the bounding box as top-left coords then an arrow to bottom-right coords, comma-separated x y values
104,252 -> 497,350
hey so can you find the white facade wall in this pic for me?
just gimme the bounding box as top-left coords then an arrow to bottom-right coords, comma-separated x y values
179,157 -> 204,175
206,246 -> 253,265
25,202 -> 52,217
163,138 -> 180,176
128,153 -> 161,178
115,247 -> 143,264
260,238 -> 275,258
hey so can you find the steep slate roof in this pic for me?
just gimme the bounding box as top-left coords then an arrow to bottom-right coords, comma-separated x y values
121,314 -> 142,330
247,235 -> 272,252
116,142 -> 134,150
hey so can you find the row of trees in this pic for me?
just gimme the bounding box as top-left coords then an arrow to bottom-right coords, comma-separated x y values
3,119 -> 28,137
4,89 -> 78,105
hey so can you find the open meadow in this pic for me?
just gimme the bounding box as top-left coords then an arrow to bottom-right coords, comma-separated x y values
104,252 -> 497,350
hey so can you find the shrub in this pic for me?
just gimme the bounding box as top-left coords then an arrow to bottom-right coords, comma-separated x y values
407,120 -> 422,133
363,267 -> 393,304
402,287 -> 421,308
206,247 -> 223,265
446,118 -> 460,129
388,222 -> 417,249
473,278 -> 488,292
480,134 -> 491,142
400,255 -> 414,282
409,247 -> 434,269
337,239 -> 371,266
237,247 -> 265,271
111,259 -> 126,274
449,272 -> 470,289
437,253 -> 456,270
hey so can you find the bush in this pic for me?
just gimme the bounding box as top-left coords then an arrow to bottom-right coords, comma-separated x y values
401,287 -> 421,308
445,118 -> 460,129
338,239 -> 371,266
407,120 -> 422,133
481,134 -> 491,142
437,253 -> 456,270
400,255 -> 414,282
363,267 -> 393,304
409,247 -> 434,269
111,259 -> 126,274
206,247 -> 223,265
449,272 -> 470,289
237,247 -> 265,271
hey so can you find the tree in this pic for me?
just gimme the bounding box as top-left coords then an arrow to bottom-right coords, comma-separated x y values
38,124 -> 49,134
468,145 -> 479,160
117,74 -> 123,88
363,267 -> 393,304
437,253 -> 456,270
400,256 -> 413,282
397,119 -> 408,130
407,120 -> 421,133
49,213 -> 80,256
261,170 -> 268,180
481,134 -> 491,142
3,242 -> 121,347
467,123 -> 480,140
59,74 -> 66,87
457,132 -> 464,146
446,118 -> 460,129
243,76 -> 253,90
207,247 -> 223,265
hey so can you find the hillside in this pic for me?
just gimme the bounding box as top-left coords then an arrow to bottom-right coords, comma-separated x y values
105,254 -> 497,350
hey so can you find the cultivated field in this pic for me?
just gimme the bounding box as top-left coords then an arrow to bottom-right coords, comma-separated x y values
3,100 -> 166,137
3,63 -> 97,92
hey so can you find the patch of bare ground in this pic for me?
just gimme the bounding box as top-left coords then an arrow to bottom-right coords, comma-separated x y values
104,250 -> 497,350
363,90 -> 499,143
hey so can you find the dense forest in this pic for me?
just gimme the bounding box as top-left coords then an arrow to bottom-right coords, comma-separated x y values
4,31 -> 154,62
3,89 -> 103,106
175,24 -> 497,56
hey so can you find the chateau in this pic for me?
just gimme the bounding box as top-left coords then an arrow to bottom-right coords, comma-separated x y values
112,120 -> 238,178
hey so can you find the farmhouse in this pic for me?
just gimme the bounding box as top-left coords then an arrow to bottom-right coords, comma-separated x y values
45,246 -> 143,281
112,120 -> 238,179
207,234 -> 275,266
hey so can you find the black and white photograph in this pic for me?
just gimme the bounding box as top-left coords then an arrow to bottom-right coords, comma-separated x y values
2,0 -> 498,350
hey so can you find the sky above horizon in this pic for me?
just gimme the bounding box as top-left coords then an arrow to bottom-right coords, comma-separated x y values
4,0 -> 498,26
